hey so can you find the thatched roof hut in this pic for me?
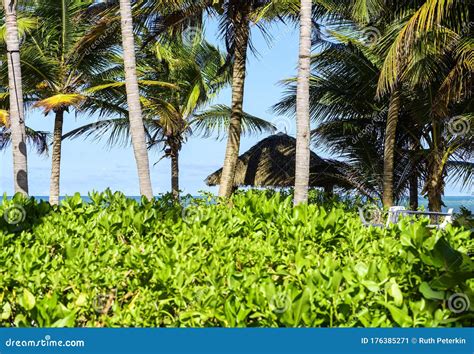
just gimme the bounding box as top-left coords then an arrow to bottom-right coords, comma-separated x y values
205,133 -> 351,190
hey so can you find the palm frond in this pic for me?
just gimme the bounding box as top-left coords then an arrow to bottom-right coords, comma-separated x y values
190,104 -> 276,138
33,93 -> 86,114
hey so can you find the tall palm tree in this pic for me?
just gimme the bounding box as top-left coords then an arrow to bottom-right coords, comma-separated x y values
2,0 -> 28,195
217,0 -> 305,198
11,0 -> 122,205
293,0 -> 312,205
119,0 -> 153,199
216,0 -> 253,198
142,0 -> 297,198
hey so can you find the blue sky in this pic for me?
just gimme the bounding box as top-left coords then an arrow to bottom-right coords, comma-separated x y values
0,20 -> 469,197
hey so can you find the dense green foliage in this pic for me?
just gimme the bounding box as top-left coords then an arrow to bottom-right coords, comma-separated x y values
0,191 -> 472,327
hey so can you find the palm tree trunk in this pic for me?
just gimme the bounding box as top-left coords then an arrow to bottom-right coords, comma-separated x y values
218,9 -> 250,198
427,188 -> 443,212
171,148 -> 179,200
382,90 -> 400,208
49,109 -> 64,205
425,157 -> 445,212
3,0 -> 28,195
426,156 -> 444,212
294,0 -> 313,205
408,135 -> 419,210
425,124 -> 445,212
119,0 -> 153,199
409,173 -> 418,210
324,185 -> 334,198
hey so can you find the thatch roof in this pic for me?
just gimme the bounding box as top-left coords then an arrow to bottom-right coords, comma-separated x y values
205,133 -> 351,189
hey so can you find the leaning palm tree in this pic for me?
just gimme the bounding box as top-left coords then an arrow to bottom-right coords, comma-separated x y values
1,0 -> 28,195
293,0 -> 312,205
119,0 -> 153,199
215,0 -> 255,198
141,0 -> 299,198
216,0 -> 305,198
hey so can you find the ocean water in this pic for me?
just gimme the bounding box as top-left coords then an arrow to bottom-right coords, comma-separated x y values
25,195 -> 474,213
416,196 -> 473,213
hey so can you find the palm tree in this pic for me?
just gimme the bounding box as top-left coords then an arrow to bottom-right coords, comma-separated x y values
64,40 -> 275,199
11,0 -> 123,205
2,0 -> 28,195
216,0 -> 305,198
375,0 -> 472,211
293,0 -> 312,205
381,90 -> 400,208
216,0 -> 253,198
142,0 -> 297,198
119,0 -> 153,199
320,0 -> 471,208
274,25 -> 473,210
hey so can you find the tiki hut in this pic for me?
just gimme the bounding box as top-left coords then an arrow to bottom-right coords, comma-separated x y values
205,133 -> 351,192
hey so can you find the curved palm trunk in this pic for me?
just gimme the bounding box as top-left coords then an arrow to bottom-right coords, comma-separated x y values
171,148 -> 179,200
4,0 -> 28,195
119,0 -> 153,199
382,90 -> 400,208
294,0 -> 313,206
218,9 -> 250,198
49,109 -> 64,205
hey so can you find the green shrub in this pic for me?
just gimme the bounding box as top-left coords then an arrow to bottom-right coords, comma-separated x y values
454,206 -> 474,230
0,190 -> 472,327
